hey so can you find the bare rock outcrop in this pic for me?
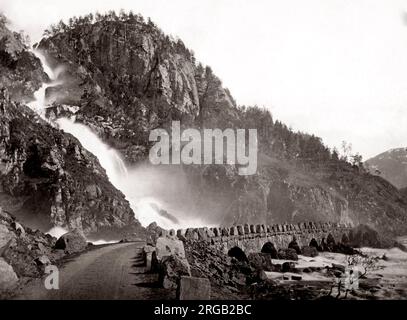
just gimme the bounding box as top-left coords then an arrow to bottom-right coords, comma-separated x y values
0,89 -> 143,237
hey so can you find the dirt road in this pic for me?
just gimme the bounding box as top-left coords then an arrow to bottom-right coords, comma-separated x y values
16,242 -> 174,300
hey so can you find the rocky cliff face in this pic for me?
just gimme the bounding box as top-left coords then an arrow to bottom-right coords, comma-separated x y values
23,13 -> 407,237
0,89 -> 142,237
0,16 -> 47,103
37,17 -> 236,162
365,148 -> 407,189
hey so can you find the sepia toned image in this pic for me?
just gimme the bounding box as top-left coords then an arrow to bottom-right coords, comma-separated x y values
1,0 -> 407,307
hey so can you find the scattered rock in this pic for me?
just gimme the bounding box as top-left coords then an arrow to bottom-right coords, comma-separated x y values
11,222 -> 25,236
247,253 -> 273,271
35,255 -> 51,266
332,263 -> 346,273
282,261 -> 296,273
278,248 -> 298,261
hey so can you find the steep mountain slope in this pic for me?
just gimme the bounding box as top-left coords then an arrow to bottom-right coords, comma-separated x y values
0,14 -> 47,103
0,17 -> 145,238
0,89 -> 143,237
37,14 -> 237,162
31,12 -> 407,236
365,148 -> 407,189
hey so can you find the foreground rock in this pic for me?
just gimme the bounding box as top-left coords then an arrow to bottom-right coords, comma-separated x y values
155,235 -> 186,260
0,258 -> 18,294
159,255 -> 191,289
0,207 -> 73,297
0,89 -> 144,237
153,234 -> 192,289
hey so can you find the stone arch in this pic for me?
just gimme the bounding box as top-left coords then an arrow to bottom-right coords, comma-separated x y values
228,246 -> 248,262
309,238 -> 319,248
261,242 -> 278,259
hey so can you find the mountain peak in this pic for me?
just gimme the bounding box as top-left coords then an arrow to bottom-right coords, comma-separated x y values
366,147 -> 407,189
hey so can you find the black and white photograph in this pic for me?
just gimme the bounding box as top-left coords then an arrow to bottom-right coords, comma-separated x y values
1,0 -> 407,310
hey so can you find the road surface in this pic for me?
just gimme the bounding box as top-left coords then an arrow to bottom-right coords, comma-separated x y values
16,242 -> 174,300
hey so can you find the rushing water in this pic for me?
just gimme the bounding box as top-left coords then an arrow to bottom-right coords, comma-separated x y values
27,50 -> 207,230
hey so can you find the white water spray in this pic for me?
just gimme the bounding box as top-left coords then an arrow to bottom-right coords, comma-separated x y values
27,50 -> 62,119
56,117 -> 127,189
30,51 -> 208,231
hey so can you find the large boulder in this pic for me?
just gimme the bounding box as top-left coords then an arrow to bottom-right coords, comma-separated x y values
0,258 -> 18,293
277,248 -> 298,261
282,261 -> 296,273
261,242 -> 278,259
155,236 -> 186,260
247,253 -> 273,271
54,229 -> 87,253
0,225 -> 15,249
159,255 -> 191,289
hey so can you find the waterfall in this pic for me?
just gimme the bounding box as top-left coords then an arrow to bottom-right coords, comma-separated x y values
27,49 -> 194,230
56,117 -> 127,189
27,50 -> 61,119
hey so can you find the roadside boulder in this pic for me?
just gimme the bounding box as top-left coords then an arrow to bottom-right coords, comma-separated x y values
0,258 -> 18,293
159,255 -> 191,289
54,229 -> 87,253
155,236 -> 186,260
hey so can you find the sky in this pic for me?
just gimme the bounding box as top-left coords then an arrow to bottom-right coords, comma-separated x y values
1,0 -> 407,159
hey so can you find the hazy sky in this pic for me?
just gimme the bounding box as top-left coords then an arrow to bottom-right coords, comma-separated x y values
2,0 -> 407,159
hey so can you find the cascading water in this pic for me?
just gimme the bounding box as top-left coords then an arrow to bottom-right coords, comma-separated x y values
56,117 -> 128,189
27,50 -> 62,119
28,50 -> 208,230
